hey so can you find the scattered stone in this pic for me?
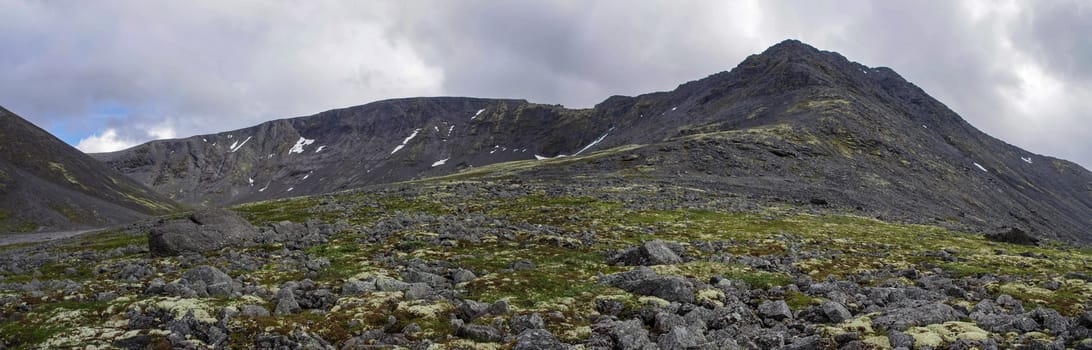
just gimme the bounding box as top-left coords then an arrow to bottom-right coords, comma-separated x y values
239,304 -> 271,317
757,300 -> 793,321
611,240 -> 685,266
513,329 -> 568,350
375,277 -> 410,292
783,335 -> 821,350
600,319 -> 653,350
457,324 -> 504,342
341,279 -> 375,295
451,268 -> 477,283
600,267 -> 695,304
596,298 -> 625,316
510,313 -> 546,334
821,300 -> 852,323
887,330 -> 914,349
507,260 -> 536,271
872,302 -> 965,331
275,284 -> 302,315
180,265 -> 235,297
985,227 -> 1039,246
657,326 -> 707,350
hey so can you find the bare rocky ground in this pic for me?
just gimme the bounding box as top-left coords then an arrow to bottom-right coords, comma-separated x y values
1,177 -> 1091,349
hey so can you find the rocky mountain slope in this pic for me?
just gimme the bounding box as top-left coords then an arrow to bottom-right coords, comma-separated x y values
95,40 -> 1092,243
0,107 -> 179,233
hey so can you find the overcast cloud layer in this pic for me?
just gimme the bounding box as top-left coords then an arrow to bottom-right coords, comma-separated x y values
1,0 -> 1090,169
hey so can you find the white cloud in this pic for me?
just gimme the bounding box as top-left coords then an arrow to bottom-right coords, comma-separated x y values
147,125 -> 176,140
75,129 -> 136,153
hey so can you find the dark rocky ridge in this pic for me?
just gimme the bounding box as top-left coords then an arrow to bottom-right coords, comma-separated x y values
0,107 -> 180,233
95,40 -> 1092,243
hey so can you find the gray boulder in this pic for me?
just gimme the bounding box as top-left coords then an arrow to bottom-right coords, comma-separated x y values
821,300 -> 852,323
451,269 -> 477,284
872,302 -> 965,331
149,209 -> 260,256
511,313 -> 546,334
972,310 -> 1039,334
274,283 -> 302,315
602,319 -> 654,350
180,265 -> 235,297
611,240 -> 685,266
403,270 -> 449,288
658,326 -> 708,350
457,324 -> 504,342
1029,307 -> 1070,335
758,300 -> 793,321
341,279 -> 375,295
887,330 -> 914,349
782,335 -> 820,350
600,267 -> 695,303
374,277 -> 410,292
238,304 -> 271,317
513,329 -> 567,350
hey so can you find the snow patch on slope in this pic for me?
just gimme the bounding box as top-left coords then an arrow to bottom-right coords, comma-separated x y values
471,108 -> 485,120
573,128 -> 614,156
974,162 -> 988,172
230,136 -> 252,153
431,158 -> 449,167
289,137 -> 316,154
391,128 -> 421,154
1021,157 -> 1033,164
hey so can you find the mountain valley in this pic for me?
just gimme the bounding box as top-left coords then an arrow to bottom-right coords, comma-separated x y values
1,40 -> 1090,349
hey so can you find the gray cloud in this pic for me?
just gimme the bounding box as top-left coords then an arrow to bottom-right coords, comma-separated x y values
1,0 -> 1090,169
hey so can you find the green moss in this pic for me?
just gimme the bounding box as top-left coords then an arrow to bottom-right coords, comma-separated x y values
784,291 -> 821,311
651,261 -> 792,289
47,162 -> 81,187
0,322 -> 65,350
988,280 -> 1092,316
56,229 -> 147,253
47,202 -> 85,222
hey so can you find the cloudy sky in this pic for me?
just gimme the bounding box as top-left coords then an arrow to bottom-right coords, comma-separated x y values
2,1 -> 1090,169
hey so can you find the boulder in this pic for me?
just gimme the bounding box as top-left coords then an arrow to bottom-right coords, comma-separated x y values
341,279 -> 375,295
238,304 -> 271,317
601,319 -> 654,350
513,329 -> 568,350
600,267 -> 695,303
985,227 -> 1039,246
510,313 -> 546,334
274,283 -> 302,315
757,300 -> 793,321
149,209 -> 260,256
887,331 -> 914,349
821,300 -> 852,323
180,265 -> 235,297
611,240 -> 685,266
456,324 -> 504,342
657,326 -> 708,350
872,302 -> 965,331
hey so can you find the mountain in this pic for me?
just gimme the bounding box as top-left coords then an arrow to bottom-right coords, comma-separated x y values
94,40 -> 1092,243
0,106 -> 180,233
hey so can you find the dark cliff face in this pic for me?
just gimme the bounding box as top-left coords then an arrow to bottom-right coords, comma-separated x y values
0,107 -> 180,233
95,40 -> 1092,243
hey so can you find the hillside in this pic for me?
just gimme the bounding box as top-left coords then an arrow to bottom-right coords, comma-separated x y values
96,40 -> 1092,243
0,107 -> 180,233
